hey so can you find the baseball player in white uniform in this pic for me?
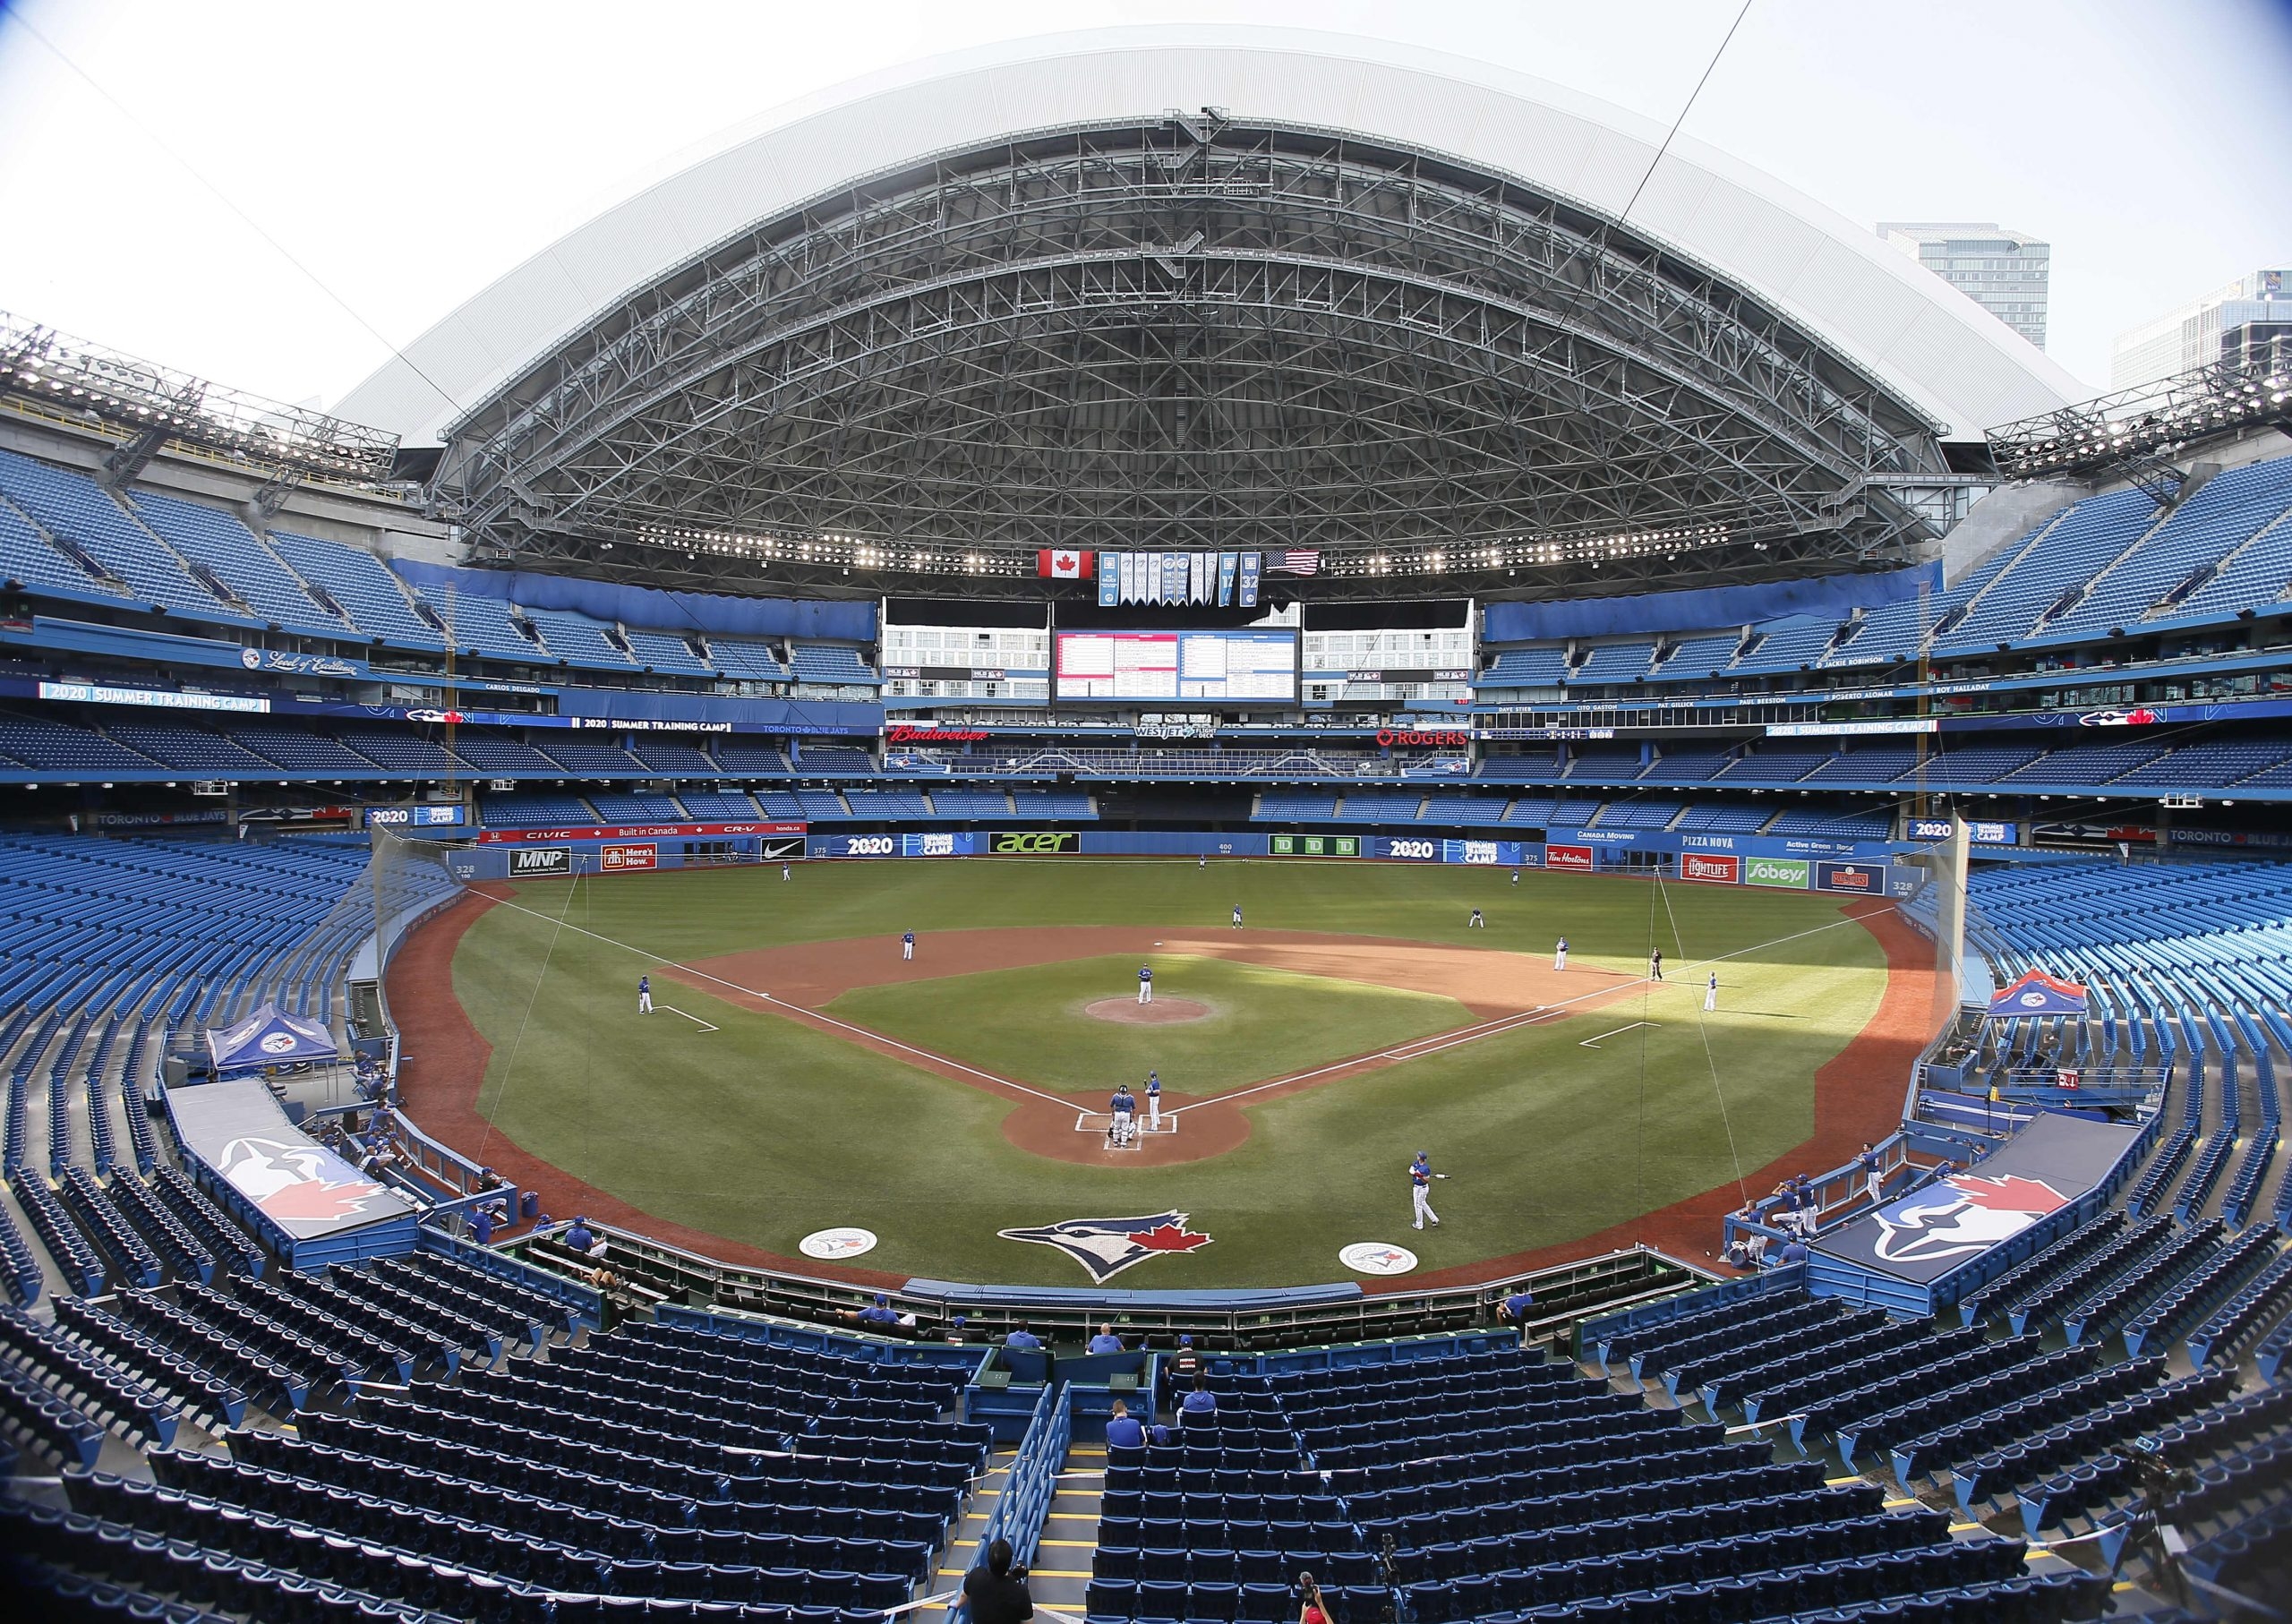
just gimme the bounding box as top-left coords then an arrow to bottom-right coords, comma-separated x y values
902,931 -> 915,962
1146,1071 -> 1162,1130
637,975 -> 653,1013
1553,937 -> 1569,971
1106,1084 -> 1137,1149
1410,1150 -> 1442,1229
1231,904 -> 1243,930
1468,908 -> 1485,928
1704,971 -> 1719,1012
1137,964 -> 1154,1004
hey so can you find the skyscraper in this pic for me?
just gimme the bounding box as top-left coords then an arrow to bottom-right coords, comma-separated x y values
1876,223 -> 2051,350
2110,268 -> 2290,389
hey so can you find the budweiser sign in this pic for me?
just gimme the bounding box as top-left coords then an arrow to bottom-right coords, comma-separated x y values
885,724 -> 990,743
1376,728 -> 1471,748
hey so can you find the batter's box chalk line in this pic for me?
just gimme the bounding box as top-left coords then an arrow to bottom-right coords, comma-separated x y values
1074,1109 -> 1174,1146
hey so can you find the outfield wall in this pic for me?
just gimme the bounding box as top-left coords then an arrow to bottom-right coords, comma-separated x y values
440,825 -> 1912,896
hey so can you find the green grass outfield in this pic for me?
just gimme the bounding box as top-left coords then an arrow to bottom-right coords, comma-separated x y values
451,858 -> 1887,1287
825,953 -> 1472,1095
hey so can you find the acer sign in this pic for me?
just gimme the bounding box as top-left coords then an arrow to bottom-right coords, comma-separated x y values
1376,728 -> 1471,748
1544,842 -> 1595,871
1679,853 -> 1740,885
601,843 -> 657,872
885,724 -> 990,744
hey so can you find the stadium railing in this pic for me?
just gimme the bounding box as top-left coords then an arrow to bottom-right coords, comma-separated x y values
949,1381 -> 1069,1624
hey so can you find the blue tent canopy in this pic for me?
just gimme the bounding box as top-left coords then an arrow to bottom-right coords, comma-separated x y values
207,1003 -> 340,1073
1986,969 -> 2091,1019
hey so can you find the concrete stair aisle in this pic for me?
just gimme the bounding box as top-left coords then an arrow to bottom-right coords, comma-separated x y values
934,1439 -> 1105,1619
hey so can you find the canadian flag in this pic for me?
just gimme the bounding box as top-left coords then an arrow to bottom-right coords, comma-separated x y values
1037,548 -> 1093,578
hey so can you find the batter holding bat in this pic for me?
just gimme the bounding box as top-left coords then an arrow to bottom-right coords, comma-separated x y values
1410,1150 -> 1445,1230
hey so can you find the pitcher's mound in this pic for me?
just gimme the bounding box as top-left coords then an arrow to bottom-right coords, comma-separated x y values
1085,996 -> 1213,1025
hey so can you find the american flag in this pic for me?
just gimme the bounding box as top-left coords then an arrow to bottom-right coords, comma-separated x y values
1270,550 -> 1321,575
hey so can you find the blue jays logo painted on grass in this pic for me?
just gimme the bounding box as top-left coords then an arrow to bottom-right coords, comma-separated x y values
996,1211 -> 1213,1282
1870,1173 -> 2070,1267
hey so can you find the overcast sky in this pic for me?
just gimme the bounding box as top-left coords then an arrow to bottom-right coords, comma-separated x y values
0,0 -> 2285,418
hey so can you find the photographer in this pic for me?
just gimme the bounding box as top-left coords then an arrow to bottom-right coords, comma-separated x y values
1296,1572 -> 1330,1624
962,1538 -> 1032,1624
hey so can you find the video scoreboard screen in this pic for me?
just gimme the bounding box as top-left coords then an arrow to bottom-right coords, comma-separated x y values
1054,629 -> 1298,703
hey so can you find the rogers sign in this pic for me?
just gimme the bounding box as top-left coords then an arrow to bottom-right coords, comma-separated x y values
1377,729 -> 1471,748
885,725 -> 989,743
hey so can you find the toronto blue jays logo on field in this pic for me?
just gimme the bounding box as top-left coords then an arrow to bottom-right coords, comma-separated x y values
996,1211 -> 1213,1282
1870,1173 -> 2070,1266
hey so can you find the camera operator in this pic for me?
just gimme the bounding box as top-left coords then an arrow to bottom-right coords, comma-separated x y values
962,1538 -> 1033,1624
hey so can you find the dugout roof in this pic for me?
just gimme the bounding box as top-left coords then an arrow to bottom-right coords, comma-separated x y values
345,27 -> 2087,599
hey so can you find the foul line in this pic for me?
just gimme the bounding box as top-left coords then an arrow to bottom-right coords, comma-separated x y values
656,1004 -> 720,1033
476,892 -> 1079,1112
1581,1021 -> 1659,1048
478,888 -> 1876,1124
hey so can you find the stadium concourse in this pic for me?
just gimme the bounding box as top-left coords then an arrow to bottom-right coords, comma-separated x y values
2,24 -> 2291,1624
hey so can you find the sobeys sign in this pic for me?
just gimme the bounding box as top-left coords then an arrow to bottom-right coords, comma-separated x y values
1743,857 -> 1810,889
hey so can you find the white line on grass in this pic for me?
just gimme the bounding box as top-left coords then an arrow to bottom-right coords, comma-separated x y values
478,887 -> 1875,1121
1579,1021 -> 1659,1048
656,1004 -> 720,1033
476,893 -> 1079,1112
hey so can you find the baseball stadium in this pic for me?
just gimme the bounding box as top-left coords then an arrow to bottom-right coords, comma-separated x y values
0,21 -> 2288,1624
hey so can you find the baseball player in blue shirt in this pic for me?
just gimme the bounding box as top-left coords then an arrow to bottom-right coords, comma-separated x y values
1410,1150 -> 1442,1230
1106,1083 -> 1137,1149
1146,1070 -> 1162,1131
1231,904 -> 1243,929
637,975 -> 652,1013
1137,964 -> 1153,1005
902,930 -> 915,962
1553,936 -> 1569,972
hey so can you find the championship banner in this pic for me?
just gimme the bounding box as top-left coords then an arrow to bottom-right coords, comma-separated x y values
989,831 -> 1079,854
1816,1113 -> 2136,1286
1099,552 -> 1120,607
1679,852 -> 1740,885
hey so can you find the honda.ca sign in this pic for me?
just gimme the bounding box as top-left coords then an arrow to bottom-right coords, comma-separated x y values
508,847 -> 571,878
1679,853 -> 1740,885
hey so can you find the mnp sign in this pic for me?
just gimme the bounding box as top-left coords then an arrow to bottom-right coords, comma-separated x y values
508,847 -> 570,878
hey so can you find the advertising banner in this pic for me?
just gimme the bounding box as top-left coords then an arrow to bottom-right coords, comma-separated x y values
1815,859 -> 1885,894
475,820 -> 805,845
1907,817 -> 2018,845
365,805 -> 466,828
989,831 -> 1080,854
1365,835 -> 1441,861
1269,833 -> 1360,858
1678,852 -> 1740,885
601,843 -> 657,872
902,832 -> 974,857
1743,857 -> 1810,889
507,847 -> 571,877
1441,838 -> 1526,866
1544,842 -> 1594,871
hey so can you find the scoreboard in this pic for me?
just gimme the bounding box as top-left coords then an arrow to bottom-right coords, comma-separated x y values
1054,629 -> 1297,703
